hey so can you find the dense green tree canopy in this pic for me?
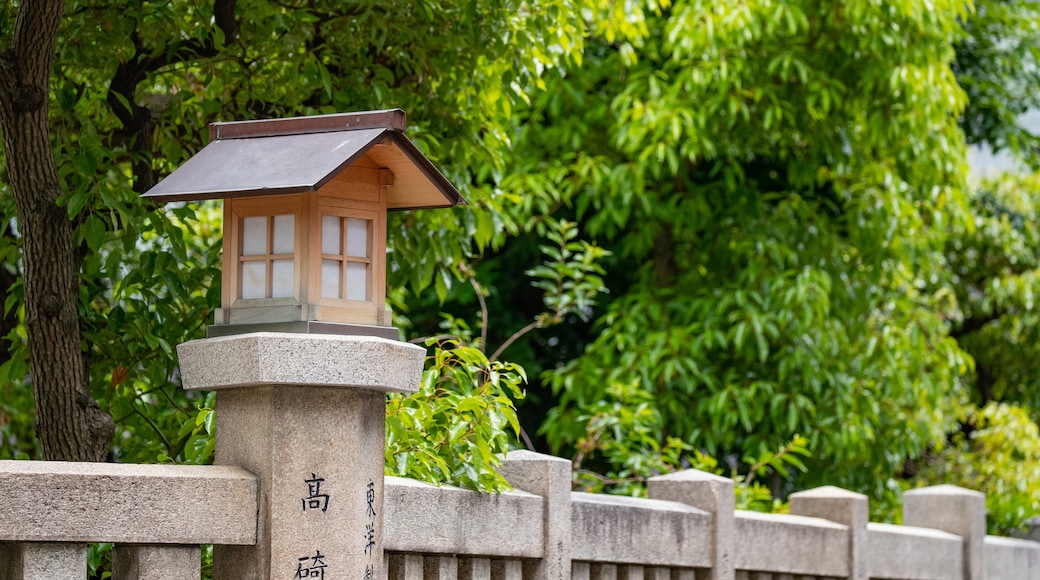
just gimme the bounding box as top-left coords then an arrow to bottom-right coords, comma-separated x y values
494,0 -> 971,495
0,0 -> 590,464
2,0 -> 1040,536
455,0 -> 1040,527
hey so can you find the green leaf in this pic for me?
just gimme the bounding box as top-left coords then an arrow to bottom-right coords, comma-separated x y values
82,214 -> 106,252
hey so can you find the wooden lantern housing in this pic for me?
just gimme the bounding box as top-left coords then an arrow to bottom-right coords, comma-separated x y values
142,110 -> 464,338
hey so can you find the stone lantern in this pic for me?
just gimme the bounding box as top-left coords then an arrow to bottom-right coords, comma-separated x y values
143,109 -> 463,338
143,110 -> 458,579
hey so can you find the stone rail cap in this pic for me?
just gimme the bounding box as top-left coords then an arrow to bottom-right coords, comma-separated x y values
736,509 -> 849,530
383,476 -> 543,557
648,468 -> 733,484
735,509 -> 849,576
867,522 -> 962,541
0,461 -> 258,545
868,522 -> 964,580
789,485 -> 868,500
571,491 -> 713,567
503,449 -> 573,465
177,332 -> 426,393
572,491 -> 711,515
903,484 -> 986,498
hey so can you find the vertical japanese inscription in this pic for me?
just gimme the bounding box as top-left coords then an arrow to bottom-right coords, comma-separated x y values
296,473 -> 332,577
295,550 -> 328,579
303,473 -> 331,513
366,479 -> 376,518
363,478 -> 377,580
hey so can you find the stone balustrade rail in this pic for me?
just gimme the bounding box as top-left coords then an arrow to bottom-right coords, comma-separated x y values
4,450 -> 1038,580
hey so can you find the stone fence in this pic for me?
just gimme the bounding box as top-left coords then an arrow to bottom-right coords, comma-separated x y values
2,451 -> 1039,579
1,333 -> 1039,579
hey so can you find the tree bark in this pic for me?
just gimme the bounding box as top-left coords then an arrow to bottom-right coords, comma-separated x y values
0,0 -> 113,461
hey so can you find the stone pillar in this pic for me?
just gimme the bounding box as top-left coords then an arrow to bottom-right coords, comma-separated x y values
0,542 -> 86,580
499,450 -> 573,580
647,469 -> 735,580
903,485 -> 986,580
177,333 -> 425,580
789,486 -> 868,580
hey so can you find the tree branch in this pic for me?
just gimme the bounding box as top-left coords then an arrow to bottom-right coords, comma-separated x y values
950,310 -> 1004,340
469,276 -> 489,352
104,0 -> 239,192
490,318 -> 542,362
213,0 -> 239,41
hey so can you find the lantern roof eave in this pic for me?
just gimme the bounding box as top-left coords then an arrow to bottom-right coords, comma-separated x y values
141,109 -> 466,210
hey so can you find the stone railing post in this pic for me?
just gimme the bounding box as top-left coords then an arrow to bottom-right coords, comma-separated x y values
647,469 -> 735,580
0,543 -> 86,579
113,545 -> 201,580
499,450 -> 573,580
789,486 -> 868,580
177,333 -> 425,580
903,485 -> 986,580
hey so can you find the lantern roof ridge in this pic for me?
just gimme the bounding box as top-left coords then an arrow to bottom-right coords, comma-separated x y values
142,109 -> 465,209
208,109 -> 408,141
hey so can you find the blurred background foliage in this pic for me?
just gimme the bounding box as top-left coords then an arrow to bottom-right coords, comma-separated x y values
2,0 -> 1040,538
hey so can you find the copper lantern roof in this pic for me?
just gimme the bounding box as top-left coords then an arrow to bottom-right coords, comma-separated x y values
142,109 -> 465,210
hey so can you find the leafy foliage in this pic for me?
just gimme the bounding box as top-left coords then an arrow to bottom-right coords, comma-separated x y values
911,402 -> 1040,535
386,342 -> 525,492
947,173 -> 1040,409
561,377 -> 809,511
915,169 -> 1040,533
955,0 -> 1040,165
516,0 -> 973,497
0,0 -> 592,469
2,0 -> 1040,539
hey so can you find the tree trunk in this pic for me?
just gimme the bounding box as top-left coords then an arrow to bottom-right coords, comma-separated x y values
0,0 -> 113,461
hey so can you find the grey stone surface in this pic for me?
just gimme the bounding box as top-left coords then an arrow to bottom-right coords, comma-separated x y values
904,484 -> 986,580
177,332 -> 425,393
866,522 -> 962,580
733,511 -> 847,577
0,542 -> 86,580
210,385 -> 386,580
591,563 -> 617,580
383,476 -> 542,557
649,469 -> 735,580
112,545 -> 201,580
572,561 -> 590,580
0,461 -> 256,544
500,450 -> 572,580
460,558 -> 492,580
388,554 -> 424,580
425,556 -> 460,580
789,486 -> 867,580
985,535 -> 1040,579
492,559 -> 523,580
570,492 -> 712,567
619,565 -> 643,580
